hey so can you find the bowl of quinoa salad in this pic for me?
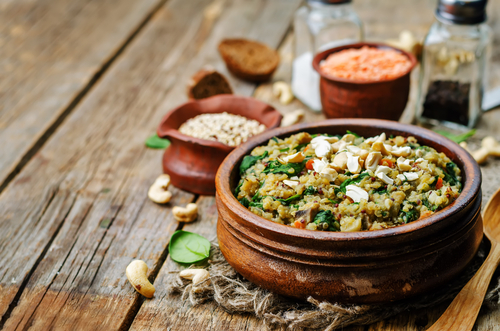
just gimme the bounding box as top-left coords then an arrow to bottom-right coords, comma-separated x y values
157,94 -> 281,195
215,119 -> 482,303
312,42 -> 417,121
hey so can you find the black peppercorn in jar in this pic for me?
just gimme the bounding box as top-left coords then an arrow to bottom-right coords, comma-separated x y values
416,0 -> 491,129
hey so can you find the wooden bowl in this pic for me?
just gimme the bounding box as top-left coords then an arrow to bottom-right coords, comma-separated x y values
312,43 -> 417,121
157,95 -> 282,195
215,119 -> 482,304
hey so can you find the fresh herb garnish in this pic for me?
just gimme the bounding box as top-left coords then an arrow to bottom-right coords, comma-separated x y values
169,231 -> 211,264
262,160 -> 306,175
240,151 -> 268,175
145,133 -> 170,149
399,208 -> 419,224
271,137 -> 279,143
339,172 -> 370,193
279,148 -> 290,152
434,129 -> 476,143
313,210 -> 340,231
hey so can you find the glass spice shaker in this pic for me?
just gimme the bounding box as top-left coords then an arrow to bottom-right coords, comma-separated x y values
292,0 -> 363,111
416,0 -> 491,129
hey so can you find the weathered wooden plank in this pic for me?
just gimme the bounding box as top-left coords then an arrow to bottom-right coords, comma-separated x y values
0,0 -> 162,190
0,0 -> 230,328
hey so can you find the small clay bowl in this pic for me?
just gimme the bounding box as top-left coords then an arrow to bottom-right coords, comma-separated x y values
215,119 -> 482,304
157,95 -> 282,195
312,42 -> 417,121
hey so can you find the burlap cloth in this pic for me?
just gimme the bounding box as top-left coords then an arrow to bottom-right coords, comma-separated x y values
170,140 -> 500,330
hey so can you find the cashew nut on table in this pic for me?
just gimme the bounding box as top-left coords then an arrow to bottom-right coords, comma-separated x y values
126,260 -> 155,298
179,268 -> 211,286
460,136 -> 500,164
281,109 -> 305,127
148,174 -> 172,204
273,81 -> 294,105
172,203 -> 198,223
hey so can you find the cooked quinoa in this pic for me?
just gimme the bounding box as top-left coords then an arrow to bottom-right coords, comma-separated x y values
235,131 -> 462,232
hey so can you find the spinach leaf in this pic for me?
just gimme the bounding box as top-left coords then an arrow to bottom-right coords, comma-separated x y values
262,160 -> 306,175
145,133 -> 170,149
279,148 -> 290,152
434,129 -> 476,143
293,142 -> 310,151
251,180 -> 266,203
249,201 -> 264,209
313,210 -> 340,231
399,209 -> 419,224
346,130 -> 360,138
443,162 -> 459,187
169,231 -> 211,264
304,186 -> 317,195
422,198 -> 439,212
234,180 -> 244,196
275,194 -> 302,206
239,197 -> 250,208
339,172 -> 370,193
240,151 -> 268,175
328,199 -> 340,205
271,137 -> 279,143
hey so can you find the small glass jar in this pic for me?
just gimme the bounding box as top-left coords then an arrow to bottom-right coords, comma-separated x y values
416,0 -> 491,129
292,0 -> 363,111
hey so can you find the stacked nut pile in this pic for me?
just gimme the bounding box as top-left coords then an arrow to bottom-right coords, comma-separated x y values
178,112 -> 266,146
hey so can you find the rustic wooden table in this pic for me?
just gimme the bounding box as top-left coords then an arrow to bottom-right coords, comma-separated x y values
1,0 -> 499,330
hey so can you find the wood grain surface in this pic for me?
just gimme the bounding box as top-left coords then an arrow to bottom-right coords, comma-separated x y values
0,0 -> 499,330
0,0 -> 163,191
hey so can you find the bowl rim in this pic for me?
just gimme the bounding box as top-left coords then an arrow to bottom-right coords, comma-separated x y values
215,118 -> 482,241
312,42 -> 418,85
156,94 -> 282,153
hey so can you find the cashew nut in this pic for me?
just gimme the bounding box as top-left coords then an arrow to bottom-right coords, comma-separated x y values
172,203 -> 198,223
386,30 -> 422,57
332,152 -> 348,171
273,81 -> 294,105
365,152 -> 382,172
284,152 -> 305,163
372,142 -> 391,156
281,109 -> 305,127
461,136 -> 500,164
126,260 -> 155,298
179,268 -> 211,286
482,136 -> 500,157
148,174 -> 172,204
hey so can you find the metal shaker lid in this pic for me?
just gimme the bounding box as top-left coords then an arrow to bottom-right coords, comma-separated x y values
436,0 -> 488,25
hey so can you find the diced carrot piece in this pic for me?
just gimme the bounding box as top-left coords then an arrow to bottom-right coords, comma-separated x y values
379,158 -> 394,168
436,177 -> 443,189
294,220 -> 306,229
306,159 -> 315,170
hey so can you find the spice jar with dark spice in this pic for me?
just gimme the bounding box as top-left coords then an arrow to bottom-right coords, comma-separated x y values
416,0 -> 491,129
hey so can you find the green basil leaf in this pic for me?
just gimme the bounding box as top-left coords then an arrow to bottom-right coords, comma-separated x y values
239,197 -> 250,208
240,151 -> 268,175
169,230 -> 211,264
434,129 -> 476,143
145,133 -> 170,149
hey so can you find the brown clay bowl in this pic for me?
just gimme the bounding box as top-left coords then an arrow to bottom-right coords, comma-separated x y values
312,42 -> 417,121
215,119 -> 482,304
157,95 -> 282,195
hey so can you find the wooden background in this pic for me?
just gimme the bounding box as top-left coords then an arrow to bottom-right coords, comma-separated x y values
0,0 -> 499,330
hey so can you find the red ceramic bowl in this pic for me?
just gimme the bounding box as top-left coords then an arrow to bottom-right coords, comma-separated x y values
312,42 -> 417,121
157,95 -> 282,195
215,119 -> 482,303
